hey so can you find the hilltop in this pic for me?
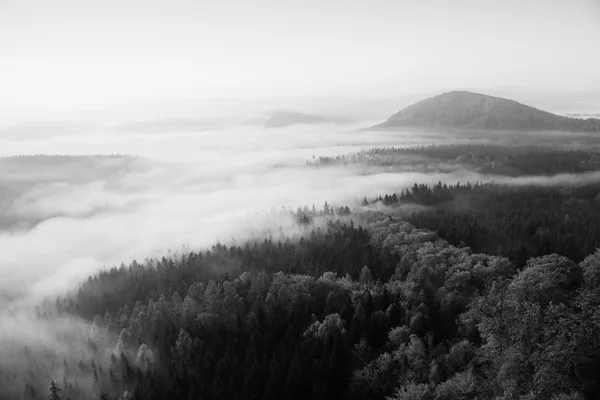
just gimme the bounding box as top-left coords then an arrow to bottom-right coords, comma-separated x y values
373,91 -> 600,132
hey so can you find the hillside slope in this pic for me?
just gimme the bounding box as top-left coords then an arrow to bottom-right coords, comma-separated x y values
374,91 -> 600,132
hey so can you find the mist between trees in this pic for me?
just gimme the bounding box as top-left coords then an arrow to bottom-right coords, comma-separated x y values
1,192 -> 599,399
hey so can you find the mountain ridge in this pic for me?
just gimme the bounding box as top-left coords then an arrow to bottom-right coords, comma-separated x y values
372,90 -> 600,132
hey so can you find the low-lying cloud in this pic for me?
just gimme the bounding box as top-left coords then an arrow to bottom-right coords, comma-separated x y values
2,119 -> 600,312
3,121 -> 600,310
3,113 -> 600,398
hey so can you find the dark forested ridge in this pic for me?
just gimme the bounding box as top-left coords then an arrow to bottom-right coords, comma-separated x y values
306,144 -> 600,176
372,91 -> 600,132
4,203 -> 600,400
4,142 -> 600,400
368,181 -> 600,267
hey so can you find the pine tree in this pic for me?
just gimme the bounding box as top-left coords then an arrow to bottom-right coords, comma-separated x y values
49,381 -> 62,400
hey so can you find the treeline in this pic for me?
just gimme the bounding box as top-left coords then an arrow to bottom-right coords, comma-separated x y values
61,217 -> 376,322
370,181 -> 600,266
306,144 -> 600,176
8,211 -> 600,400
14,217 -> 386,399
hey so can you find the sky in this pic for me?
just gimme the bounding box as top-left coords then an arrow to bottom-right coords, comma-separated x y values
1,0 -> 600,112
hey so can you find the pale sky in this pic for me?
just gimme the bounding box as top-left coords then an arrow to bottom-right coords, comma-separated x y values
1,0 -> 600,112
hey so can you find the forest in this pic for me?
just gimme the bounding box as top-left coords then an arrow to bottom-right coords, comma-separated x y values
368,181 -> 600,267
2,144 -> 600,400
306,144 -> 600,176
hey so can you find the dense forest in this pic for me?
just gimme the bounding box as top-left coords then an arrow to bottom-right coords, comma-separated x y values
3,204 -> 600,400
3,144 -> 600,400
365,181 -> 600,267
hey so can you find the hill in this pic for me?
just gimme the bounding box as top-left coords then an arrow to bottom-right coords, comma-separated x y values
373,91 -> 600,132
264,110 -> 354,128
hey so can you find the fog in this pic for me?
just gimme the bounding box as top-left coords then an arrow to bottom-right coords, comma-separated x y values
0,121 -> 440,308
3,109 -> 600,398
2,119 -> 600,312
0,117 -> 445,395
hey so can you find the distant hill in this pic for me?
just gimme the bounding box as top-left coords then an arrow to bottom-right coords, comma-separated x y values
373,91 -> 600,132
264,111 -> 354,128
